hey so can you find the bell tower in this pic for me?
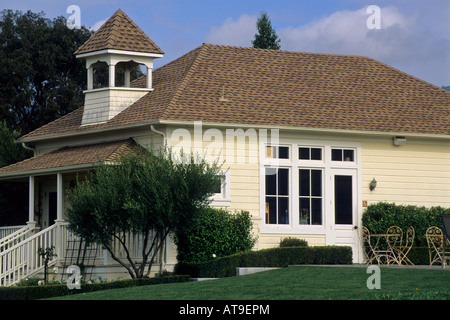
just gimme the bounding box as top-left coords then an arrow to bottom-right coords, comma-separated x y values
74,9 -> 164,125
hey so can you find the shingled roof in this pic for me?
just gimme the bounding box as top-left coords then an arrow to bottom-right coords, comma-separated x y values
0,139 -> 137,176
74,9 -> 163,55
20,44 -> 450,141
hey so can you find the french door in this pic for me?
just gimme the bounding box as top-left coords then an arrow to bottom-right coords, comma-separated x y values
327,169 -> 359,262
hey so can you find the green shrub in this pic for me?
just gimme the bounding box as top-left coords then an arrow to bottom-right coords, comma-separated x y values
175,246 -> 352,278
362,202 -> 450,246
174,207 -> 257,263
280,237 -> 308,247
0,275 -> 191,300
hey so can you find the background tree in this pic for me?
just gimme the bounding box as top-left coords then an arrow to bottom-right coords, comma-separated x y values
66,147 -> 223,279
0,10 -> 92,225
252,12 -> 281,50
0,9 -> 92,134
0,121 -> 30,225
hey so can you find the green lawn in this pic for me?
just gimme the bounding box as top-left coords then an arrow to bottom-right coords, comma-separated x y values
48,266 -> 450,300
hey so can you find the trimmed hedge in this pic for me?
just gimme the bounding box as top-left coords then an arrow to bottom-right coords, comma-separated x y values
0,275 -> 191,300
174,208 -> 257,263
362,202 -> 450,246
175,246 -> 352,278
279,237 -> 308,247
407,247 -> 432,265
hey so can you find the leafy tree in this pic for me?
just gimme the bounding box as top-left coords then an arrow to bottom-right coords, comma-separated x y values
66,146 -> 223,279
0,121 -> 28,168
0,10 -> 92,134
0,121 -> 30,225
252,12 -> 281,50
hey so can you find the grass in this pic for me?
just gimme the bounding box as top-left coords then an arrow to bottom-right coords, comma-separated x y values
47,266 -> 450,300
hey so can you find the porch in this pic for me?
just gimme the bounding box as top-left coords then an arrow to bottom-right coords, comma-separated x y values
0,140 -> 174,286
0,222 -> 173,286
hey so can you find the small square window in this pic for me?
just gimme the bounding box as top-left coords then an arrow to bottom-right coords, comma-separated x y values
213,175 -> 224,194
266,146 -> 290,159
299,147 -> 322,160
211,171 -> 230,206
332,148 -> 355,162
311,148 -> 322,160
332,149 -> 343,161
343,149 -> 354,162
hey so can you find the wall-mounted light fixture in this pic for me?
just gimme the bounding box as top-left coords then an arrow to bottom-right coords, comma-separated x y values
369,178 -> 377,191
393,136 -> 406,146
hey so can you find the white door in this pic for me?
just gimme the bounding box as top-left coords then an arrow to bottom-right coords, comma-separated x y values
328,169 -> 359,263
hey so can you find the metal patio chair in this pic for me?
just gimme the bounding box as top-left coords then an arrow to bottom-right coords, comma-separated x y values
360,226 -> 376,264
425,226 -> 449,268
386,226 -> 403,265
396,226 -> 415,265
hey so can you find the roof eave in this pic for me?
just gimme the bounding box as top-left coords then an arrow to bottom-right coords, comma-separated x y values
0,163 -> 95,180
158,119 -> 450,140
17,121 -> 160,144
75,48 -> 164,59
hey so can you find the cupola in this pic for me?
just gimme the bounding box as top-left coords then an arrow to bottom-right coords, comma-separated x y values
74,9 -> 164,125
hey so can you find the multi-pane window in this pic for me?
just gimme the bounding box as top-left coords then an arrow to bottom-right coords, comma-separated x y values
299,169 -> 323,225
299,147 -> 322,161
266,146 -> 289,159
263,143 -> 357,228
265,168 -> 289,224
331,148 -> 355,162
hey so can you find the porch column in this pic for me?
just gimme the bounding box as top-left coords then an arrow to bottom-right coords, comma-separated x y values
27,176 -> 36,228
56,173 -> 65,223
55,173 -> 65,262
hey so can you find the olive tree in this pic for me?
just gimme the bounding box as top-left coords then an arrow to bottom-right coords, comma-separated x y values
66,146 -> 223,279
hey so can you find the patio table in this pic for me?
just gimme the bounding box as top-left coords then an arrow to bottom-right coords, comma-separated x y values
367,233 -> 402,266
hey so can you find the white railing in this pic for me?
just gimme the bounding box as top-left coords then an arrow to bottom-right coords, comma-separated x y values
0,223 -> 166,286
0,225 -> 36,252
0,225 -> 27,239
0,224 -> 59,286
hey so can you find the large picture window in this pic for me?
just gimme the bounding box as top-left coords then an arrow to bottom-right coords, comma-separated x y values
265,167 -> 289,224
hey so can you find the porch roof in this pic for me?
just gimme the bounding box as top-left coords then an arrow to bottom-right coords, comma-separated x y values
0,139 -> 136,179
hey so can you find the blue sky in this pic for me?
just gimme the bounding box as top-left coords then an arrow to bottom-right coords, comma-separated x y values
1,0 -> 449,87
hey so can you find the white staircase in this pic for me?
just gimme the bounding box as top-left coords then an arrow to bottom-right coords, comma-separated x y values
0,224 -> 63,286
0,225 -> 36,252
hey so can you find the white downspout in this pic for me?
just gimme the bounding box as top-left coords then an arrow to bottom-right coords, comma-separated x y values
150,125 -> 166,142
150,124 -> 167,273
22,142 -> 36,156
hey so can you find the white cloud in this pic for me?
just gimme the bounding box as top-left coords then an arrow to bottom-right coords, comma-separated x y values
278,6 -> 416,58
205,14 -> 257,47
90,18 -> 108,31
276,5 -> 449,86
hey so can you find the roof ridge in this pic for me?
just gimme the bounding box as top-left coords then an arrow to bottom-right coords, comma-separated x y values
201,43 -> 376,60
160,44 -> 209,119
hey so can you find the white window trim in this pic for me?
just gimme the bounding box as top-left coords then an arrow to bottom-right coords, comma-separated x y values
210,169 -> 231,207
260,139 -> 361,234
